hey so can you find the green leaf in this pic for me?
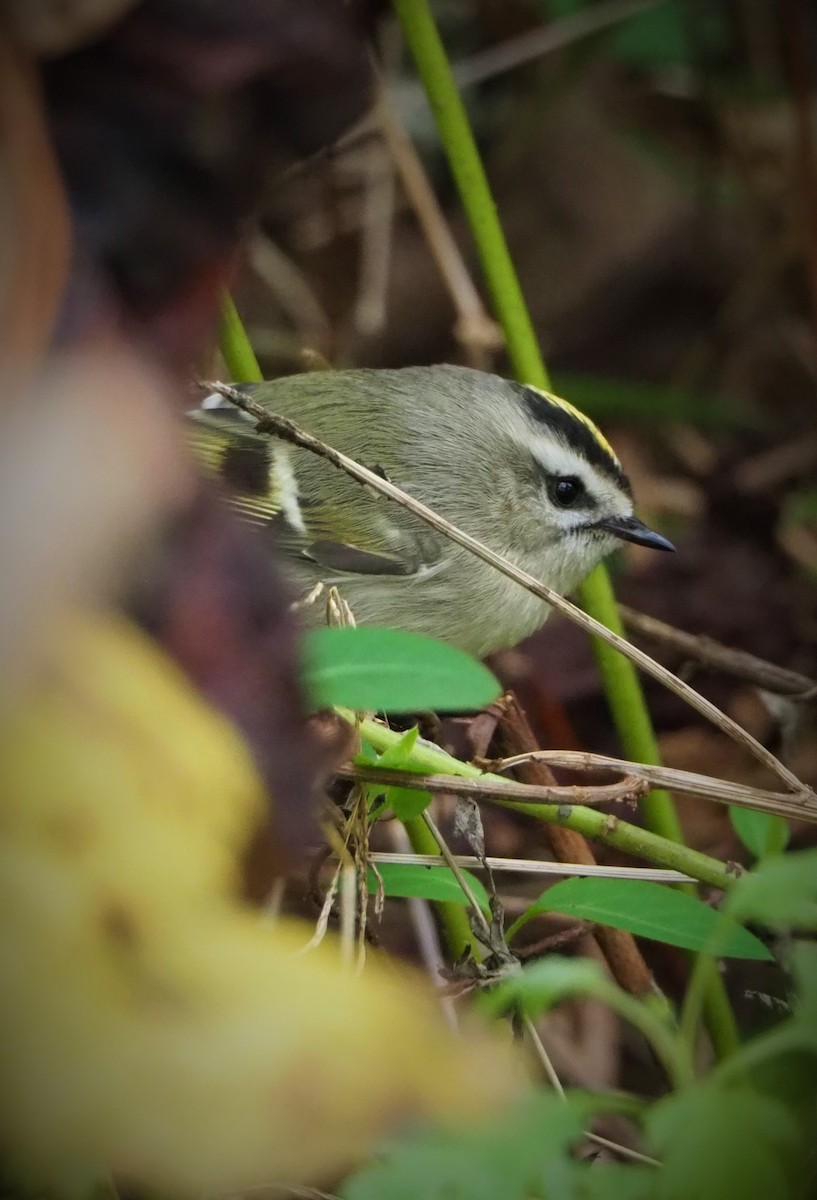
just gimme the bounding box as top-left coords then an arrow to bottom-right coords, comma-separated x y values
507,878 -> 771,960
729,848 -> 817,931
386,785 -> 432,820
375,727 -> 420,769
358,727 -> 432,820
301,626 -> 500,713
571,1165 -> 655,1200
481,956 -> 608,1019
647,1082 -> 798,1200
366,863 -> 490,913
730,805 -> 790,861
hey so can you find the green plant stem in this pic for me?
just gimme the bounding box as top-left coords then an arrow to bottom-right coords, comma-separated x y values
402,815 -> 475,958
219,292 -> 264,382
348,713 -> 735,891
579,566 -> 683,840
390,0 -> 547,390
391,0 -> 738,1058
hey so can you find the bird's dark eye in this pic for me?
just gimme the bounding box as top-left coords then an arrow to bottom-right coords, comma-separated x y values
548,475 -> 584,508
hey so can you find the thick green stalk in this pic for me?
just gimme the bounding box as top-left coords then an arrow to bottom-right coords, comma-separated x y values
390,0 -> 737,1056
581,566 -> 684,842
390,0 -> 547,390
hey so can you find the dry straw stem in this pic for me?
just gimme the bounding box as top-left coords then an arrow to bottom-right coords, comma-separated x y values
492,752 -> 817,825
200,379 -> 814,807
341,763 -> 646,808
372,68 -> 502,368
366,851 -> 693,884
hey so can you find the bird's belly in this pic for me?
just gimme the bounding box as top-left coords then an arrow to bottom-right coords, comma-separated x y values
285,555 -> 553,660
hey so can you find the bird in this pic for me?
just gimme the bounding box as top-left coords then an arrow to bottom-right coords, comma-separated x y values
189,364 -> 673,659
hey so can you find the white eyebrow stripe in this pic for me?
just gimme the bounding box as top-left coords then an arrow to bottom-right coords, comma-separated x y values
529,435 -> 599,482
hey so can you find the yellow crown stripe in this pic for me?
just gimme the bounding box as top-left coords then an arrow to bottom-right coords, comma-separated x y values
526,385 -> 620,469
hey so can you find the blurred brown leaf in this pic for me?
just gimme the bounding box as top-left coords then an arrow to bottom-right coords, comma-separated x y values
0,34 -> 70,369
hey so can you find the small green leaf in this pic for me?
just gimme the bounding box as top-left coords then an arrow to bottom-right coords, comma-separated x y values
301,626 -> 500,712
367,863 -> 490,913
729,848 -> 817,931
386,785 -> 432,820
375,726 -> 420,768
481,956 -> 608,1019
507,878 -> 771,960
358,728 -> 432,820
730,805 -> 790,861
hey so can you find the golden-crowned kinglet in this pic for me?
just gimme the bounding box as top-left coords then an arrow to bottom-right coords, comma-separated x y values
191,365 -> 673,658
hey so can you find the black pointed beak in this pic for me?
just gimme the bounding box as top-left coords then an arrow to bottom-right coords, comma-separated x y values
599,515 -> 675,552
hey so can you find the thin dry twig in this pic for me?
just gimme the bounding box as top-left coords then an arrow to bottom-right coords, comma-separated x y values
620,606 -> 817,700
249,235 -> 334,349
422,809 -> 493,939
341,762 -> 647,807
332,0 -> 665,158
373,67 -> 502,368
353,136 -> 397,337
451,0 -> 664,91
199,379 -> 814,802
491,750 -> 817,823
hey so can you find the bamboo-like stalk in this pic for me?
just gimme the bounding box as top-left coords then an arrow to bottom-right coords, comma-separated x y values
389,0 -> 739,1056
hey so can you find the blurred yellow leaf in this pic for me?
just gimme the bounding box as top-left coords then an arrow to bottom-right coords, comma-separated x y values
0,615 -> 523,1196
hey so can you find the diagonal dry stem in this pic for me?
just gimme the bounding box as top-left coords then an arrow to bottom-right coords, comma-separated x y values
490,752 -> 817,824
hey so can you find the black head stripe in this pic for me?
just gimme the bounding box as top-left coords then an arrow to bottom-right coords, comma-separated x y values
514,384 -> 631,496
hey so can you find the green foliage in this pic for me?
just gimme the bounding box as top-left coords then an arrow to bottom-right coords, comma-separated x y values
507,877 -> 771,960
541,0 -> 729,72
361,726 -> 432,820
728,847 -> 817,932
300,626 -> 500,712
729,805 -> 791,862
646,1084 -> 800,1200
340,1092 -> 593,1200
553,372 -> 747,429
366,862 -> 491,913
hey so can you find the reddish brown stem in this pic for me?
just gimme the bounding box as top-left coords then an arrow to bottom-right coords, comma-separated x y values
497,693 -> 654,999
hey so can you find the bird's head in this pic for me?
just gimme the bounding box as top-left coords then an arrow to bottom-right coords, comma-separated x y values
504,383 -> 674,592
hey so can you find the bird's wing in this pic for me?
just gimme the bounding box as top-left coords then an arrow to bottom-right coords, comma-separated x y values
189,405 -> 446,579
